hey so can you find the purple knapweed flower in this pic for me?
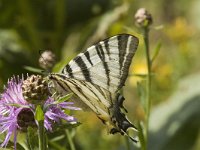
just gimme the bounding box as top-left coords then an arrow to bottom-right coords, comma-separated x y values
0,76 -> 80,149
44,98 -> 80,131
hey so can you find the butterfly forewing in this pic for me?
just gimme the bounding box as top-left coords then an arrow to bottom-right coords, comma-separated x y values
62,34 -> 139,93
50,34 -> 139,140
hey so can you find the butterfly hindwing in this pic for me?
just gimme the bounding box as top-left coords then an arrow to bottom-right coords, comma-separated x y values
49,74 -> 113,120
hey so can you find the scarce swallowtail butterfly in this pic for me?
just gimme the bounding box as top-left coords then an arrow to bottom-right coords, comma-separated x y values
49,34 -> 139,141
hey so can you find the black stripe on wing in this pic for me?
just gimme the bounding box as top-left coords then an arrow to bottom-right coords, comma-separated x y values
117,35 -> 138,89
84,51 -> 93,66
117,34 -> 129,70
63,64 -> 74,78
104,40 -> 110,56
74,56 -> 92,82
95,43 -> 110,87
61,34 -> 138,93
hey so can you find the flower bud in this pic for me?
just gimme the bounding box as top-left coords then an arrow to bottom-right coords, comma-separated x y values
39,50 -> 56,70
22,75 -> 49,104
134,8 -> 152,27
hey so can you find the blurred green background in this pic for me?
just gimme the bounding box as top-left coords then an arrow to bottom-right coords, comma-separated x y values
0,0 -> 200,150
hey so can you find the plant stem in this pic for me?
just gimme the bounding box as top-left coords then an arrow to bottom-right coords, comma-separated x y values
66,130 -> 76,150
125,136 -> 131,150
38,120 -> 46,150
143,26 -> 151,149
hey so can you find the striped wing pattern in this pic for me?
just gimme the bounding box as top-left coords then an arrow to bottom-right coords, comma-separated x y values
49,74 -> 113,121
62,34 -> 138,93
49,34 -> 139,140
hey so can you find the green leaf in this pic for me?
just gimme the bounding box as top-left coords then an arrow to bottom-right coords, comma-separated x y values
153,25 -> 164,30
149,73 -> 200,150
24,66 -> 43,74
52,58 -> 70,73
47,123 -> 81,150
151,42 -> 162,64
14,133 -> 28,150
48,139 -> 66,150
35,105 -> 44,122
56,122 -> 81,131
27,127 -> 39,150
49,135 -> 65,142
55,93 -> 73,104
8,103 -> 30,108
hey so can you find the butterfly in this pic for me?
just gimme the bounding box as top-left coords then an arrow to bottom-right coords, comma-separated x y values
49,34 -> 139,141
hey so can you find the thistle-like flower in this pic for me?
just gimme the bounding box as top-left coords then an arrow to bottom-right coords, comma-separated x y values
0,75 -> 80,149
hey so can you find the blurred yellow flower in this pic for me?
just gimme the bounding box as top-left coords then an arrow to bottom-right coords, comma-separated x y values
129,60 -> 148,87
156,63 -> 173,87
165,17 -> 194,43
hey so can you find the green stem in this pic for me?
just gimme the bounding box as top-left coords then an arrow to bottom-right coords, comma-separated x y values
138,121 -> 146,150
125,137 -> 131,150
143,26 -> 151,149
66,130 -> 76,150
38,120 -> 46,150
